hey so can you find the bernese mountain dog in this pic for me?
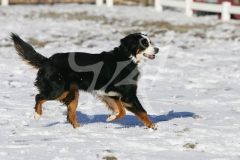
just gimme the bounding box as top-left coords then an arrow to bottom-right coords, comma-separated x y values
11,33 -> 159,129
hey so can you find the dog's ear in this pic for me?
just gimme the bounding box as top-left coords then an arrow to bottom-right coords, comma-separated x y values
120,36 -> 133,53
119,33 -> 140,57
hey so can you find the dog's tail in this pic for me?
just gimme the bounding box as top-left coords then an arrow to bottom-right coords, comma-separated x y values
11,33 -> 48,69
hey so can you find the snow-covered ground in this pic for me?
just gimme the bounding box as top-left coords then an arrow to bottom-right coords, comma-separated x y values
0,4 -> 240,160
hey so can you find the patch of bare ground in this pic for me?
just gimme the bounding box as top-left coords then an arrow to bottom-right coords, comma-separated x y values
193,115 -> 202,119
102,156 -> 117,160
0,39 -> 51,48
26,11 -> 214,36
123,21 -> 213,36
0,44 -> 13,47
183,143 -> 196,149
102,150 -> 117,160
22,11 -> 240,48
39,11 -> 108,22
27,38 -> 52,48
175,128 -> 191,136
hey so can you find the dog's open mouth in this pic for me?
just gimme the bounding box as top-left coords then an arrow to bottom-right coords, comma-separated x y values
143,53 -> 155,59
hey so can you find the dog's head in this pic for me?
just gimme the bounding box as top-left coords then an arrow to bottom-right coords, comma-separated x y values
120,33 -> 159,62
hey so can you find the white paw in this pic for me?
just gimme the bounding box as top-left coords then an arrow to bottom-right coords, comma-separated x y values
34,112 -> 41,121
106,114 -> 117,121
150,124 -> 158,130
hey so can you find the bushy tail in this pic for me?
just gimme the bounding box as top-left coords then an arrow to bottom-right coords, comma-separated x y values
11,33 -> 48,69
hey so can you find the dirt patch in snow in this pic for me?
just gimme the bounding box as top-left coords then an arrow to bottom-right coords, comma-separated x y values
27,11 -> 214,36
183,143 -> 196,149
21,11 -> 240,48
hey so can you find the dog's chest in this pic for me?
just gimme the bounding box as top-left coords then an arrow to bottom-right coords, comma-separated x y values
135,60 -> 146,79
93,90 -> 120,97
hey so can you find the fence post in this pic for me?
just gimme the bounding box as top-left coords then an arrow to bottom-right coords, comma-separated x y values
155,0 -> 163,12
96,0 -> 103,6
1,0 -> 9,6
185,0 -> 193,17
106,0 -> 113,7
221,2 -> 231,21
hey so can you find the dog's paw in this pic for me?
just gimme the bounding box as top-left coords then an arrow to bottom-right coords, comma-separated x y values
106,114 -> 117,121
151,124 -> 157,130
147,123 -> 157,130
73,123 -> 80,129
34,112 -> 41,121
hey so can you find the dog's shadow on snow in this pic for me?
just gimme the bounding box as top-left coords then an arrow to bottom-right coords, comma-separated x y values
75,110 -> 195,127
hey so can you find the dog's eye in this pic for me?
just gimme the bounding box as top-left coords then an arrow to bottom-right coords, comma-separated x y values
142,41 -> 148,47
143,42 -> 148,47
140,39 -> 149,48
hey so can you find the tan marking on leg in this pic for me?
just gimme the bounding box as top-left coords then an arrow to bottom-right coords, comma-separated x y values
55,92 -> 69,100
101,97 -> 126,121
119,97 -> 132,107
114,99 -> 126,120
35,100 -> 46,116
35,92 -> 69,121
34,100 -> 46,121
120,101 -> 132,107
132,111 -> 156,129
100,96 -> 116,112
67,91 -> 80,128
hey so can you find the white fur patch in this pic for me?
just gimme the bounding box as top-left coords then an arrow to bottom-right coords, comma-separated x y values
94,90 -> 120,97
141,35 -> 155,56
130,34 -> 155,66
34,112 -> 41,121
130,55 -> 146,68
106,114 -> 117,121
151,124 -> 157,130
106,111 -> 119,121
141,34 -> 150,42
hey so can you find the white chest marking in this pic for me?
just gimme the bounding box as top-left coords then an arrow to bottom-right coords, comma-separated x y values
94,90 -> 120,97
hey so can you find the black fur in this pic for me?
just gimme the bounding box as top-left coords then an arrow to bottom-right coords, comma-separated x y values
11,32 -> 157,128
11,33 -> 47,68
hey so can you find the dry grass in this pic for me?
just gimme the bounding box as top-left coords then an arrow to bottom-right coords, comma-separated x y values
27,38 -> 52,48
183,143 -> 196,149
16,11 -> 240,48
39,11 -> 108,22
27,11 -> 214,37
102,156 -> 117,160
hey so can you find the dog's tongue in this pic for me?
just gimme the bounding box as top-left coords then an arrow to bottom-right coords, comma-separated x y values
143,53 -> 155,59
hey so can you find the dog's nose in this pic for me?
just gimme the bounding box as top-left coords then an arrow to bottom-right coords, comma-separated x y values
154,48 -> 159,54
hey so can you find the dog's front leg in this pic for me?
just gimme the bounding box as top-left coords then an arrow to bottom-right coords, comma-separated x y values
101,96 -> 126,121
123,95 -> 156,129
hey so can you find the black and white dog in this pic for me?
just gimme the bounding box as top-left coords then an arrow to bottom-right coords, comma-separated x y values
11,33 -> 159,129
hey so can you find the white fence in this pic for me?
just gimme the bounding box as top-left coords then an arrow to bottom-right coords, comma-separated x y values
2,0 -> 240,21
1,0 -> 8,6
155,0 -> 240,21
96,0 -> 113,7
96,0 -> 240,21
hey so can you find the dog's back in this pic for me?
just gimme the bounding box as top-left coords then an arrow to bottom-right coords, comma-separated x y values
11,33 -> 157,129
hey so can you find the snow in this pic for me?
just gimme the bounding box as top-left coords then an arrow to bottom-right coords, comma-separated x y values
1,3 -> 240,160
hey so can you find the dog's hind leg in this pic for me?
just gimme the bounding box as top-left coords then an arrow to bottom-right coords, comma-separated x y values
101,96 -> 126,121
34,92 -> 69,121
67,91 -> 80,128
34,94 -> 46,121
61,85 -> 80,128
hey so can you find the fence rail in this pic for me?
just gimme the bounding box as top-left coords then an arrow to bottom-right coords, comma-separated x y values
229,5 -> 240,14
191,2 -> 223,12
1,0 -> 240,21
0,0 -> 95,5
154,0 -> 240,21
